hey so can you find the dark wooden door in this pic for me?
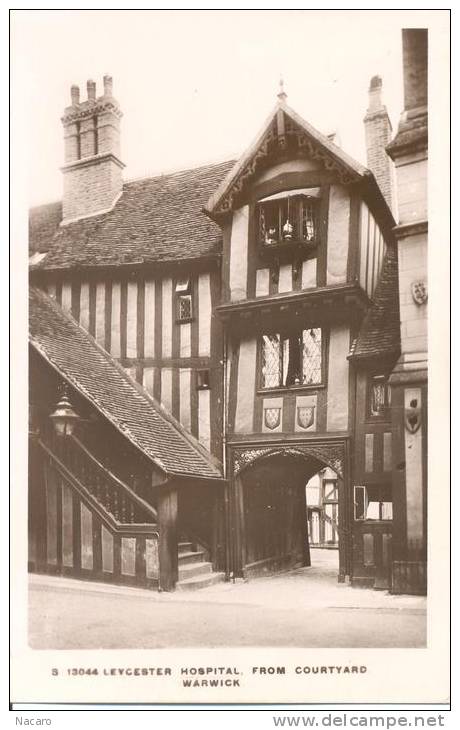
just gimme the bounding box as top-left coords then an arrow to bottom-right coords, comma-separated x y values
242,458 -> 310,576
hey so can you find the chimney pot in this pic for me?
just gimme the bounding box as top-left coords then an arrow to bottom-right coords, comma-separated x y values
367,75 -> 383,112
103,74 -> 113,96
87,80 -> 96,101
70,85 -> 80,106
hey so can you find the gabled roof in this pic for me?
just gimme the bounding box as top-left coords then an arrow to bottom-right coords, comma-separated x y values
205,99 -> 369,216
29,160 -> 234,271
349,247 -> 400,362
29,286 -> 223,481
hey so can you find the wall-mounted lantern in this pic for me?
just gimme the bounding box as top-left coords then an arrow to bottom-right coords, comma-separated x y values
49,384 -> 80,437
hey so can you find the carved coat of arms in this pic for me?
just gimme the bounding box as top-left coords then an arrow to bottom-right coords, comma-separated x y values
297,405 -> 315,430
405,398 -> 422,434
411,280 -> 428,305
264,407 -> 281,430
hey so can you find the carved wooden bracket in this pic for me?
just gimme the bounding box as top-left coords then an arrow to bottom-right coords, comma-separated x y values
232,441 -> 346,479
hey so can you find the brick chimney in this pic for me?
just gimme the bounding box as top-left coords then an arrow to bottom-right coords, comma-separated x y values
61,75 -> 124,223
363,75 -> 395,212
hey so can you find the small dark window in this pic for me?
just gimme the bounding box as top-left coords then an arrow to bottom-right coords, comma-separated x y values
196,369 -> 210,390
176,279 -> 192,322
354,484 -> 392,521
261,328 -> 322,389
368,375 -> 391,418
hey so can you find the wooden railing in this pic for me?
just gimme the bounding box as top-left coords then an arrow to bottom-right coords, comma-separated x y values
29,437 -> 161,589
47,432 -> 158,524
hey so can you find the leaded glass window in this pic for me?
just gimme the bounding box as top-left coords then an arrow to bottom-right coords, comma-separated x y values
369,375 -> 390,417
176,279 -> 192,322
261,334 -> 282,388
302,328 -> 322,385
178,294 -> 192,321
261,328 -> 323,388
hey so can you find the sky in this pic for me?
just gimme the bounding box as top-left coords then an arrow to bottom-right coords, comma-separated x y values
11,10 -> 432,206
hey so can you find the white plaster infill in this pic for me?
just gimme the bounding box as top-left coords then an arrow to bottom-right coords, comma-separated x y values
59,190 -> 123,226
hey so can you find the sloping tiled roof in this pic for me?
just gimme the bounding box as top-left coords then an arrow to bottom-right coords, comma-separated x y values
29,286 -> 223,481
29,201 -> 63,254
30,160 -> 235,270
350,247 -> 401,361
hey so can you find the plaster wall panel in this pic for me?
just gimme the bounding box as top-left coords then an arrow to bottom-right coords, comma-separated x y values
110,281 -> 121,358
302,258 -> 317,289
229,206 -> 249,302
161,368 -> 173,412
126,281 -> 138,358
234,338 -> 257,432
179,368 -> 191,432
326,324 -> 350,431
198,273 -> 212,356
61,282 -> 72,313
198,388 -> 211,451
327,185 -> 349,285
162,278 -> 173,358
95,282 -> 105,346
79,281 -> 90,332
144,279 -> 155,358
255,268 -> 270,297
278,264 -> 293,293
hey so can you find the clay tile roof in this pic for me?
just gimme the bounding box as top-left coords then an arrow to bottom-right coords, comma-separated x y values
29,159 -> 235,270
29,286 -> 223,481
29,201 -> 63,254
350,247 -> 401,361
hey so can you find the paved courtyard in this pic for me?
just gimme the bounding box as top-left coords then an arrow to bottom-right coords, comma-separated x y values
29,549 -> 426,649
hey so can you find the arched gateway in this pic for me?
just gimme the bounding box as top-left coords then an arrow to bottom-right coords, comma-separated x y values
229,442 -> 351,583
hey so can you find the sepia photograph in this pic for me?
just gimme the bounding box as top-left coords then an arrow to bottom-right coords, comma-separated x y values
11,8 -> 450,707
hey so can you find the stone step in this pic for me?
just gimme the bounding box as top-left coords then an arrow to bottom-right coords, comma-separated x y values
178,561 -> 213,581
178,550 -> 206,566
178,542 -> 194,554
176,571 -> 226,592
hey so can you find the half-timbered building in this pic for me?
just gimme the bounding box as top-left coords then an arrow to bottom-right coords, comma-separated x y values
28,39 -> 427,594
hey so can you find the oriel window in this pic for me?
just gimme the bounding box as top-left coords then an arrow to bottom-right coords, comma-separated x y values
176,279 -> 192,322
261,327 -> 323,389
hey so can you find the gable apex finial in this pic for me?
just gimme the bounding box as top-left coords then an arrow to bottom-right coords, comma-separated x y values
277,76 -> 287,104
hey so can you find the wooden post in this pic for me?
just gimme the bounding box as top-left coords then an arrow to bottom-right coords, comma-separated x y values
28,438 -> 47,572
232,475 -> 246,578
337,474 -> 347,582
157,482 -> 178,591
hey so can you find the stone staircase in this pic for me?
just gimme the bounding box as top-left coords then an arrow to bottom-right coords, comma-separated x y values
176,541 -> 225,591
